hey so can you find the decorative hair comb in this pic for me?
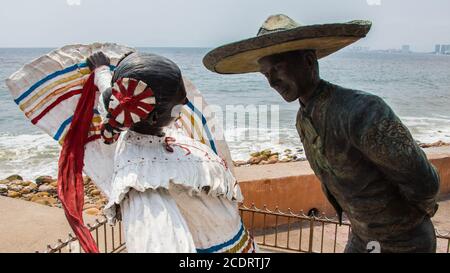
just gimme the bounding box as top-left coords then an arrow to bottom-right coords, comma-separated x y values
101,78 -> 156,144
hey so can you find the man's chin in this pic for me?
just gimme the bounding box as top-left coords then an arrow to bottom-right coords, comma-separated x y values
273,86 -> 297,102
284,97 -> 298,103
281,93 -> 298,103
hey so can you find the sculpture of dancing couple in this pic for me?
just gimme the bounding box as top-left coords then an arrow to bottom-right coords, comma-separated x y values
6,14 -> 440,253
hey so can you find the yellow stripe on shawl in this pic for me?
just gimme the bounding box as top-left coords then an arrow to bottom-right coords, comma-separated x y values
20,68 -> 90,111
182,108 -> 206,144
225,230 -> 249,253
25,78 -> 87,118
58,115 -> 103,145
178,116 -> 194,139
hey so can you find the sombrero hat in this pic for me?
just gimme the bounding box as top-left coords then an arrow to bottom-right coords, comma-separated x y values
203,14 -> 372,74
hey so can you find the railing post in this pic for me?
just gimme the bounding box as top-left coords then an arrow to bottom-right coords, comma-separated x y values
69,241 -> 81,253
308,217 -> 314,253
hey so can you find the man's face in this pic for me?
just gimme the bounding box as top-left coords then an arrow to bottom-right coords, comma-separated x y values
258,51 -> 316,103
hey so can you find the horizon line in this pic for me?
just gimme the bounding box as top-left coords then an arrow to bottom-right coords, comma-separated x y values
0,46 -> 214,49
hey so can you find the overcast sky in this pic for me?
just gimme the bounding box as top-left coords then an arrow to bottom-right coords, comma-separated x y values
0,0 -> 449,51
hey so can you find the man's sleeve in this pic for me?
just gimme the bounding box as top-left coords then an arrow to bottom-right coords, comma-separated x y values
348,95 -> 440,217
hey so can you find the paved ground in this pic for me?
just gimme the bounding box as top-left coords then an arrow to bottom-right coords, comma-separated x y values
1,195 -> 449,253
0,196 -> 99,253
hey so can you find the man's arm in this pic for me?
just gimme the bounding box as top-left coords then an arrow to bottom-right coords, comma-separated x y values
348,95 -> 440,217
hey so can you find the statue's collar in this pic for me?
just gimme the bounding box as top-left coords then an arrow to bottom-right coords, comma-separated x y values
300,80 -> 330,115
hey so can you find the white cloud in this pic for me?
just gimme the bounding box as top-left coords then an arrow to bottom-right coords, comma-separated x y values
66,0 -> 82,6
367,0 -> 381,6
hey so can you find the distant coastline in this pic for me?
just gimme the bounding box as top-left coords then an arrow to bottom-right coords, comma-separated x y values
345,45 -> 450,55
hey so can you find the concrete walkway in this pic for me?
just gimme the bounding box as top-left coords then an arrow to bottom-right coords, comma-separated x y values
0,196 -> 97,253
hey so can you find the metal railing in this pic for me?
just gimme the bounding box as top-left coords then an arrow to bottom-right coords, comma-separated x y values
240,204 -> 352,253
39,205 -> 450,253
435,229 -> 450,253
240,204 -> 450,253
40,218 -> 126,253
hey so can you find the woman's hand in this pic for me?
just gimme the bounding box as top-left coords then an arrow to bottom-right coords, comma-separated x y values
86,51 -> 111,71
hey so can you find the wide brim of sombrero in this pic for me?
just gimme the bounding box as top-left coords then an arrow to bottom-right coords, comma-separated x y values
203,20 -> 372,74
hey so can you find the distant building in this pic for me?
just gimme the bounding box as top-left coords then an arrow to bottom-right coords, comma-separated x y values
401,45 -> 411,53
347,46 -> 370,53
441,45 -> 450,55
435,44 -> 441,54
434,44 -> 450,55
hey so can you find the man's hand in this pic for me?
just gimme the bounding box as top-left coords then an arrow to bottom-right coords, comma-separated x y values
86,52 -> 111,71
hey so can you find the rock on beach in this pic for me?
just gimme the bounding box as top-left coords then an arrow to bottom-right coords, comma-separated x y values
1,175 -> 108,216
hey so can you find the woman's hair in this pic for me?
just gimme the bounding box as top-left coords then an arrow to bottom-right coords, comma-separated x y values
102,52 -> 187,132
112,52 -> 184,108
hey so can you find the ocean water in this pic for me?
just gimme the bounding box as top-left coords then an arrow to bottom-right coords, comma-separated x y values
1,48 -> 450,179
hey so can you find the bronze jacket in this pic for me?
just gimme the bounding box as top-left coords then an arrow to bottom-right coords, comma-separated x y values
296,80 -> 440,247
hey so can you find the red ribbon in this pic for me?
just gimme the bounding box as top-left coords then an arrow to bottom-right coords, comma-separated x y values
164,137 -> 226,169
57,72 -> 100,253
164,137 -> 192,155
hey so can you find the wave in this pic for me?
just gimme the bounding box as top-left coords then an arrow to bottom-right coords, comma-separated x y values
401,116 -> 450,143
0,133 -> 60,180
224,127 -> 304,161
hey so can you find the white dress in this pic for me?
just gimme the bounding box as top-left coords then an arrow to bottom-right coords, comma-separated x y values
103,129 -> 256,253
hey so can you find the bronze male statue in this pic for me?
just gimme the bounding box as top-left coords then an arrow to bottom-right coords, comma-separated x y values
204,14 -> 440,253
